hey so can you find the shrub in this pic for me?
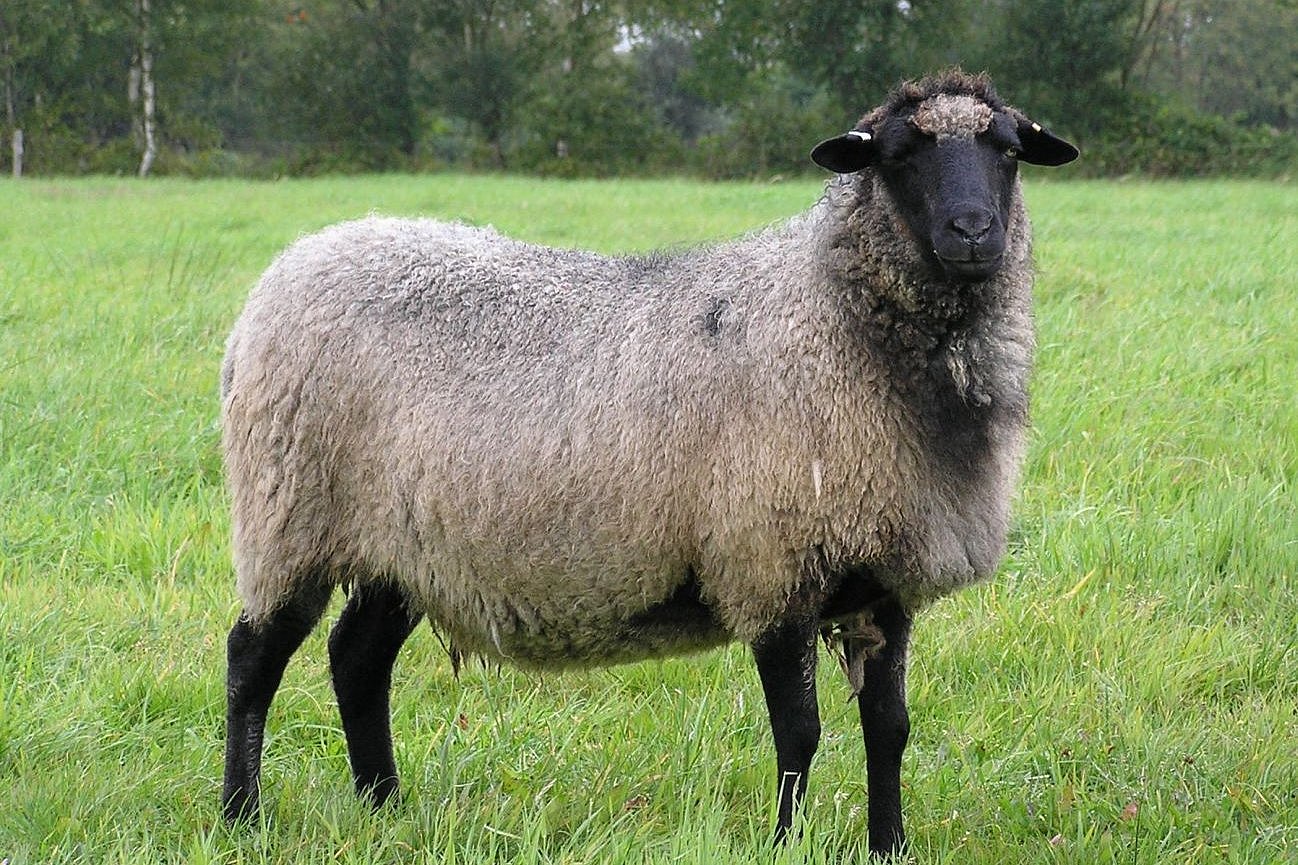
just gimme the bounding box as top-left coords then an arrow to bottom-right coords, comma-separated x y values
690,71 -> 839,180
511,66 -> 679,178
1079,94 -> 1298,178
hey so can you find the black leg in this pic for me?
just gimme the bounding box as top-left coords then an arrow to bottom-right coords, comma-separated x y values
753,616 -> 822,843
328,581 -> 422,808
848,598 -> 912,859
223,582 -> 332,823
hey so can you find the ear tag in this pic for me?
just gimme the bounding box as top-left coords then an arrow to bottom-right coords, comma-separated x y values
1031,123 -> 1042,132
848,130 -> 873,142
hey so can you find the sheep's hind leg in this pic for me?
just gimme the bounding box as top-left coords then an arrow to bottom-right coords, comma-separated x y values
849,597 -> 912,859
753,616 -> 821,844
223,581 -> 333,823
328,581 -> 422,808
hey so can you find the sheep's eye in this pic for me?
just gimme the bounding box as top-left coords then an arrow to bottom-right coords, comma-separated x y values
1004,147 -> 1020,159
882,144 -> 923,167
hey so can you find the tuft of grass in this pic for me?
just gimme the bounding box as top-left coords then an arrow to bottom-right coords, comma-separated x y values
0,175 -> 1294,863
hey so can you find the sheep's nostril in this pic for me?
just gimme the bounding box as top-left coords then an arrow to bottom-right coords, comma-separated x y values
951,210 -> 994,244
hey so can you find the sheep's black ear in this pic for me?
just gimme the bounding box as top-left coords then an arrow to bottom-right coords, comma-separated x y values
811,130 -> 876,173
1015,118 -> 1079,166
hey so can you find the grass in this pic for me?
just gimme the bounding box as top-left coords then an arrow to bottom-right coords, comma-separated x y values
1,173 -> 1295,864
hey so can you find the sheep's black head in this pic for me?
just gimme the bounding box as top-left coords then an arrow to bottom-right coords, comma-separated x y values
812,72 -> 1078,283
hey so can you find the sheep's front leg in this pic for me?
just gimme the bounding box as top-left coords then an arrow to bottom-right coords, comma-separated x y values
753,617 -> 821,843
848,597 -> 912,859
223,582 -> 332,823
328,582 -> 422,807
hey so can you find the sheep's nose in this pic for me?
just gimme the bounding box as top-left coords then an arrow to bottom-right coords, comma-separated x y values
951,209 -> 994,244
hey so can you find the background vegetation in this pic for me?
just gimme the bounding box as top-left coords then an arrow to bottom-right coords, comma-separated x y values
1,175 -> 1295,862
3,0 -> 1298,179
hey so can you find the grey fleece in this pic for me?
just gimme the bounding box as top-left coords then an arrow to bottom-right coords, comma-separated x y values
222,95 -> 1035,670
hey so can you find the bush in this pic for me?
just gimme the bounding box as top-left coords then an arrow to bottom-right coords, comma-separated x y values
690,71 -> 839,180
3,123 -> 96,175
81,137 -> 140,175
511,65 -> 680,177
418,114 -> 480,169
1078,95 -> 1298,178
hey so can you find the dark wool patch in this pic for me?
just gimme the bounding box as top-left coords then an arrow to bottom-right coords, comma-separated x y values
700,296 -> 730,338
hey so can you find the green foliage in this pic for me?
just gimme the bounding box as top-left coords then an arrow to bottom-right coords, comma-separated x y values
513,64 -> 679,177
1142,0 -> 1298,130
692,70 -> 840,179
1080,94 -> 1298,177
983,0 -> 1136,132
1,174 -> 1296,862
2,1 -> 1298,177
426,45 -> 526,167
780,0 -> 954,116
631,31 -> 717,144
252,1 -> 418,170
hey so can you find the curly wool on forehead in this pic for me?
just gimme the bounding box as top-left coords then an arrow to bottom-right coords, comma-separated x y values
911,95 -> 994,140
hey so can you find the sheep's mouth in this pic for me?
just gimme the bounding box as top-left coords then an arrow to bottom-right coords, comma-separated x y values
938,254 -> 1003,282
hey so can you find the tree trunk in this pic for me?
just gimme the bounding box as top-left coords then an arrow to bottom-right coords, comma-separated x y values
139,48 -> 157,176
134,0 -> 157,177
3,31 -> 18,177
1122,0 -> 1179,92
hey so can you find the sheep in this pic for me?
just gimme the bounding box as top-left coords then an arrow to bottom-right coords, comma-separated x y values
219,69 -> 1077,857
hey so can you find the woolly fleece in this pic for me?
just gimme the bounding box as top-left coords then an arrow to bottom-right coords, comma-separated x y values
222,74 -> 1036,669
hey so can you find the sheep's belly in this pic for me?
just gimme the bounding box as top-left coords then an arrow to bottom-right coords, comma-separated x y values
430,577 -> 733,670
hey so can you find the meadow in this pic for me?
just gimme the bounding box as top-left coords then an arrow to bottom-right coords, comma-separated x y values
0,174 -> 1294,864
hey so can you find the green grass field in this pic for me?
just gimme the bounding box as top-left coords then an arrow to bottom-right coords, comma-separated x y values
1,174 -> 1295,864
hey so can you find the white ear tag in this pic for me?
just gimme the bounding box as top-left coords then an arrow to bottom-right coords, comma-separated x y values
847,130 -> 873,142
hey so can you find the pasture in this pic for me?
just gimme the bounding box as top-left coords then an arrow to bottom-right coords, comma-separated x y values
0,174 -> 1295,864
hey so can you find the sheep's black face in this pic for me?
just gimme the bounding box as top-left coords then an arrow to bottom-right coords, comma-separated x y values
811,88 -> 1078,283
876,96 -> 1024,283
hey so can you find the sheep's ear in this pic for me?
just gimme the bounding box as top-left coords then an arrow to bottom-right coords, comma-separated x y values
811,130 -> 876,173
1015,118 -> 1079,166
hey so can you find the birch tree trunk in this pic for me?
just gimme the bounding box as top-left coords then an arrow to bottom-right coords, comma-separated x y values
133,0 -> 157,177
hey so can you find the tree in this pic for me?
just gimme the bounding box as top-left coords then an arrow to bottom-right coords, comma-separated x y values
70,0 -> 262,174
4,0 -> 1298,176
0,0 -> 84,176
419,0 -> 538,165
631,29 -> 717,143
247,0 -> 420,167
1144,0 -> 1298,129
780,0 -> 921,111
129,0 -> 157,175
362,0 -> 419,156
0,3 -> 33,175
976,0 -> 1141,132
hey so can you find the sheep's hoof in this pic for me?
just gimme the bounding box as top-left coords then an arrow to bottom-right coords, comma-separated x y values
357,776 -> 402,811
867,838 -> 908,862
222,788 -> 259,825
771,821 -> 801,848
